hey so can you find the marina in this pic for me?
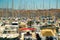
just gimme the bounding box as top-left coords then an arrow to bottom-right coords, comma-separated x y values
0,0 -> 60,40
0,16 -> 59,40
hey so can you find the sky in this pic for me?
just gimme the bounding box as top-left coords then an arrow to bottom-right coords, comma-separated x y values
0,0 -> 60,10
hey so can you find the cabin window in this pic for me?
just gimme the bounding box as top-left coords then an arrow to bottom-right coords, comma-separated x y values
12,23 -> 18,25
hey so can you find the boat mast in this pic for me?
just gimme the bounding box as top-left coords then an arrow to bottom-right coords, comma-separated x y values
36,0 -> 38,17
28,0 -> 30,18
24,0 -> 26,17
2,1 -> 3,17
56,0 -> 58,9
33,0 -> 36,17
12,0 -> 14,17
50,0 -> 52,16
18,0 -> 21,17
48,0 -> 50,16
41,0 -> 43,16
55,0 -> 58,18
0,3 -> 3,18
32,0 -> 34,17
39,0 -> 41,16
43,0 -> 44,16
6,0 -> 8,18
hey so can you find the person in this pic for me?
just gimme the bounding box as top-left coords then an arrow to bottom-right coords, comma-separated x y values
24,32 -> 32,40
49,36 -> 53,40
46,36 -> 49,40
36,33 -> 41,40
46,36 -> 53,40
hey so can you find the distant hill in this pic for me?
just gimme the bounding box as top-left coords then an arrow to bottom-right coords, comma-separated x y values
0,8 -> 60,18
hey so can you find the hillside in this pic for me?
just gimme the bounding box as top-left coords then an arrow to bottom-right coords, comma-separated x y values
0,9 -> 60,17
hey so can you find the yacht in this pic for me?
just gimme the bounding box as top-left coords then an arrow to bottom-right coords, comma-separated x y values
0,20 -> 19,40
40,16 -> 58,40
